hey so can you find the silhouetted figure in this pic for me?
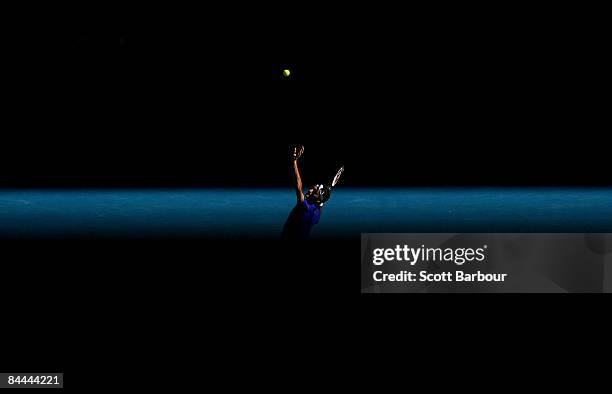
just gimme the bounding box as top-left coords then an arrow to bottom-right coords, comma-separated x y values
281,145 -> 343,239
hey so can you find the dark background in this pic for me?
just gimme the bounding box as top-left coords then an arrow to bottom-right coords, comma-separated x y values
2,5 -> 609,387
1,6 -> 609,188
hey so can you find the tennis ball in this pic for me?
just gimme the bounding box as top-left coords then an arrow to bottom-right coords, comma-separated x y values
283,69 -> 291,77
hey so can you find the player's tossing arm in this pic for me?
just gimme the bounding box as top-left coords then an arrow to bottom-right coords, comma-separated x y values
292,145 -> 305,203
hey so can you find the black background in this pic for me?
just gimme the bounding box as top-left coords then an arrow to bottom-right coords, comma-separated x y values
1,5 -> 609,188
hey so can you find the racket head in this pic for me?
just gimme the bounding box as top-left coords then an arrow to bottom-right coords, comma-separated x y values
331,166 -> 344,187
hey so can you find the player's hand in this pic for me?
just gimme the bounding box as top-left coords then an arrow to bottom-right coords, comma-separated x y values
292,145 -> 304,161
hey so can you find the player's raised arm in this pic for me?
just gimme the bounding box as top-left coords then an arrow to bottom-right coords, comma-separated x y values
291,145 -> 305,203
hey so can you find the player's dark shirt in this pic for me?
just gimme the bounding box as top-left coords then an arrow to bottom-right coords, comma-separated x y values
281,199 -> 321,239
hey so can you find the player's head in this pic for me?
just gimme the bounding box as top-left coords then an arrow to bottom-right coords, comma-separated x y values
306,184 -> 331,207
